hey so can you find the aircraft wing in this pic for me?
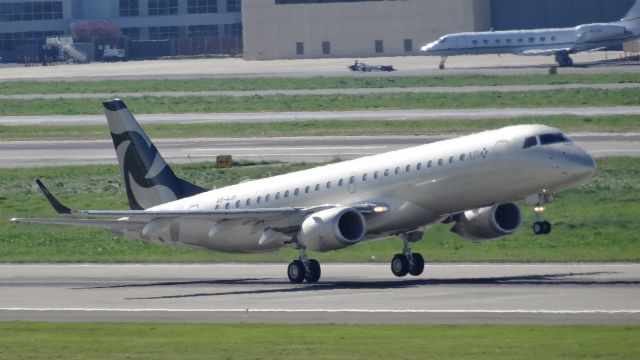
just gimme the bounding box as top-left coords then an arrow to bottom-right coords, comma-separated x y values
10,180 -> 385,231
518,48 -> 573,56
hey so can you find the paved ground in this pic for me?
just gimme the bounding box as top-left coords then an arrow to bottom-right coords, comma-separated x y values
3,107 -> 640,126
2,83 -> 639,100
0,53 -> 637,81
0,133 -> 636,167
0,263 -> 637,324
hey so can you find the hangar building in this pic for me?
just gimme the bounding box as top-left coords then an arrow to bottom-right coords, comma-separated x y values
242,0 -> 635,60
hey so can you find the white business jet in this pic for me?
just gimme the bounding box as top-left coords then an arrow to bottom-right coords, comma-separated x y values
11,100 -> 596,283
422,0 -> 640,69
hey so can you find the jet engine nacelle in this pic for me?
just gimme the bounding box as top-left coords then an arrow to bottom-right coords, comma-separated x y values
299,206 -> 366,252
450,203 -> 522,242
577,24 -> 627,42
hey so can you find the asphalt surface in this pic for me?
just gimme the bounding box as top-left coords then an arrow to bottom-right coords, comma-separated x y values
0,263 -> 637,324
0,52 -> 637,81
2,83 -> 639,100
3,106 -> 640,126
0,133 -> 636,167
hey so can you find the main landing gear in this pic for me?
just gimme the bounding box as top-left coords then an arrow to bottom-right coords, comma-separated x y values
391,231 -> 425,277
438,56 -> 448,70
532,192 -> 554,235
287,247 -> 321,283
555,52 -> 574,67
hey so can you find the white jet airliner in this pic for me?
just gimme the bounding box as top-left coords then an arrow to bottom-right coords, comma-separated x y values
11,100 -> 596,283
421,0 -> 640,69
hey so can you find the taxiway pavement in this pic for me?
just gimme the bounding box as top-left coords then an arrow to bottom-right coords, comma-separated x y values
0,263 -> 638,324
0,134 -> 637,167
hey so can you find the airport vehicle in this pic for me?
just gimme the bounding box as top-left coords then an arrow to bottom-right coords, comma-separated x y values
11,100 -> 596,283
348,61 -> 396,72
421,0 -> 640,68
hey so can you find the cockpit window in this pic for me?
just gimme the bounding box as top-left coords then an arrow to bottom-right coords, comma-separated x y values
523,136 -> 538,149
539,133 -> 571,145
441,37 -> 447,43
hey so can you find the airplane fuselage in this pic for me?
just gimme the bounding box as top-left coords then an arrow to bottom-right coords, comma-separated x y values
137,125 -> 595,253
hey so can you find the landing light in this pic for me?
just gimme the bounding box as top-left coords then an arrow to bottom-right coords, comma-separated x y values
373,205 -> 390,214
534,206 -> 545,213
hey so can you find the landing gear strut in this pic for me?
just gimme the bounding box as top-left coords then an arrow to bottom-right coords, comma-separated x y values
555,52 -> 574,67
532,192 -> 553,235
391,231 -> 425,277
438,56 -> 448,70
287,247 -> 321,283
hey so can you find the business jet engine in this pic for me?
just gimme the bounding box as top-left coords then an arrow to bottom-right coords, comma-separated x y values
299,206 -> 366,252
577,24 -> 627,43
450,203 -> 522,242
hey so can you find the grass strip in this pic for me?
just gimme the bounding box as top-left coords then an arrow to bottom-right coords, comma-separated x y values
1,88 -> 639,116
2,73 -> 640,95
0,116 -> 638,141
0,322 -> 638,360
1,157 -> 638,263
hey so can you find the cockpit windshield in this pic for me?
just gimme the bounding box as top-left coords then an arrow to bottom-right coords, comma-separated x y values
523,133 -> 571,149
539,133 -> 571,145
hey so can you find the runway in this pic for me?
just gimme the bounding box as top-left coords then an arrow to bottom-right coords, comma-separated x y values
0,133 -> 637,167
3,107 -> 640,126
0,263 -> 638,324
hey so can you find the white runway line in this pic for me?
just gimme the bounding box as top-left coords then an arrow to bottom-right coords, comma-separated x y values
1,308 -> 639,314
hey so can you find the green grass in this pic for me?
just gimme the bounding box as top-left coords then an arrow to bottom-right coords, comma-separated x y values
1,157 -> 638,263
0,322 -> 637,359
2,73 -> 640,95
1,88 -> 640,116
0,116 -> 638,141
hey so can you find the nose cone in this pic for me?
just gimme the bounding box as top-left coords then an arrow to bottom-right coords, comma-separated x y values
421,42 -> 435,52
565,148 -> 597,182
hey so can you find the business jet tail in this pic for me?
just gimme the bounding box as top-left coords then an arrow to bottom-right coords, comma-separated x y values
621,0 -> 640,25
103,99 -> 206,210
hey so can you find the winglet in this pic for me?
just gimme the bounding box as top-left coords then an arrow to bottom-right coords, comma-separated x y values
35,179 -> 73,215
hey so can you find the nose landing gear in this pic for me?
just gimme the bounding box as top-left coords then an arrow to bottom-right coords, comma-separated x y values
532,192 -> 554,235
391,231 -> 425,277
438,56 -> 448,70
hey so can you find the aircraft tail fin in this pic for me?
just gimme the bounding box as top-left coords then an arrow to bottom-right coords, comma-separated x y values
103,99 -> 206,210
621,0 -> 640,25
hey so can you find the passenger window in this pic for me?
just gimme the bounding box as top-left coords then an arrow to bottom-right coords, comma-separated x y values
438,159 -> 443,166
275,192 -> 280,200
427,160 -> 432,168
265,194 -> 270,202
225,203 -> 230,209
285,190 -> 290,198
305,186 -> 310,193
314,184 -> 320,191
405,165 -> 411,172
416,162 -> 422,170
528,37 -> 535,43
384,169 -> 390,176
326,181 -> 331,189
338,179 -> 344,187
257,196 -> 261,204
394,167 -> 400,175
523,136 -> 538,149
472,40 -> 478,45
294,188 -> 299,196
540,37 -> 546,42
449,156 -> 454,164
460,154 -> 466,161
349,176 -> 355,184
374,171 -> 379,179
215,204 -> 220,210
235,200 -> 240,208
362,173 -> 368,181
483,39 -> 489,45
518,38 -> 523,43
246,199 -> 251,206
506,39 -> 512,44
